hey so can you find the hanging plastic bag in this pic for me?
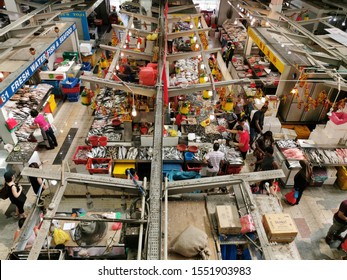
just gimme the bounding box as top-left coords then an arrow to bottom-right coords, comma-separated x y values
285,189 -> 297,205
53,228 -> 70,245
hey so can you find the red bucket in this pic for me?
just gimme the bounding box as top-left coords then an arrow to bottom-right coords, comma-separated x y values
88,135 -> 99,146
99,136 -> 108,146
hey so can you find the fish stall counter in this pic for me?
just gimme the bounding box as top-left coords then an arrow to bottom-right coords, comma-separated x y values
5,142 -> 41,173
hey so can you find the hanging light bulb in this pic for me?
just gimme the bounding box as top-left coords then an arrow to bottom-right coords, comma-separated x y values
190,23 -> 194,29
204,76 -> 208,82
193,36 -> 197,42
195,43 -> 199,49
198,54 -> 201,58
266,21 -> 270,26
129,31 -> 132,36
131,105 -> 137,117
291,88 -> 297,94
121,52 -> 124,57
237,4 -> 240,7
281,43 -> 285,47
234,19 -> 238,25
343,21 -> 346,26
208,90 -> 213,97
333,16 -> 337,22
250,16 -> 253,20
201,64 -> 205,69
247,12 -> 250,17
116,64 -> 119,70
123,44 -> 127,48
131,23 -> 134,28
288,51 -> 292,54
209,114 -> 215,120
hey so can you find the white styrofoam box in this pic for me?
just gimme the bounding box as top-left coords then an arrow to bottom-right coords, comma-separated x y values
310,129 -> 339,145
145,40 -> 154,54
141,136 -> 178,146
326,167 -> 337,178
80,43 -> 92,53
324,176 -> 337,185
326,120 -> 347,131
325,122 -> 346,139
39,71 -> 66,80
263,123 -> 271,132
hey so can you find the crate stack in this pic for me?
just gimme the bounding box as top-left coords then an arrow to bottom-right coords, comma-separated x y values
61,77 -> 81,102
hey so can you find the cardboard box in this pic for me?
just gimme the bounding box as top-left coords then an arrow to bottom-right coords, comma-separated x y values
262,213 -> 298,243
216,205 -> 241,235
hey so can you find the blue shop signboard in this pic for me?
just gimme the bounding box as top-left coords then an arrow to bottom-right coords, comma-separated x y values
0,24 -> 76,108
59,11 -> 90,41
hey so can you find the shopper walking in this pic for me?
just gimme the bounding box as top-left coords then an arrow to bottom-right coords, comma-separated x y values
30,109 -> 57,150
250,105 -> 268,145
204,143 -> 225,177
233,95 -> 244,120
292,160 -> 312,205
325,199 -> 347,245
4,171 -> 26,218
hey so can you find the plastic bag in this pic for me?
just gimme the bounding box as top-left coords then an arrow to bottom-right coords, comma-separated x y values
329,112 -> 347,125
285,189 -> 296,205
240,214 -> 256,234
53,228 -> 70,245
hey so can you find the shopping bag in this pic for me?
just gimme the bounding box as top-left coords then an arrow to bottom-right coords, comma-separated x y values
53,228 -> 70,245
285,189 -> 296,205
0,185 -> 10,200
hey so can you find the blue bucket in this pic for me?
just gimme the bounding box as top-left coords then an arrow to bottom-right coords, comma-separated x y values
185,152 -> 194,161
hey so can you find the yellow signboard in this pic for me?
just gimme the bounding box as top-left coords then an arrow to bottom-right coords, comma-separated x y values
248,27 -> 285,73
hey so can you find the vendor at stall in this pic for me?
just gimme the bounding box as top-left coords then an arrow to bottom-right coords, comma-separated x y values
203,143 -> 225,177
227,125 -> 250,160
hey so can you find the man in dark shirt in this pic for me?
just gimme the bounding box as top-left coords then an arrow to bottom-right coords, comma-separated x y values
250,105 -> 268,145
325,200 -> 347,245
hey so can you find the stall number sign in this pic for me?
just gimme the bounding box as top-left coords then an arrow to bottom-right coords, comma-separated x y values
0,24 -> 76,108
247,27 -> 285,73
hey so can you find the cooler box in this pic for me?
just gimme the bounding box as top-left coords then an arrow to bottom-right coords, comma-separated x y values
61,77 -> 79,88
262,213 -> 298,243
139,67 -> 158,86
113,160 -> 136,178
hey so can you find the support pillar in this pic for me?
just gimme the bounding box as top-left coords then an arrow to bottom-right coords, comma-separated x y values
268,0 -> 283,20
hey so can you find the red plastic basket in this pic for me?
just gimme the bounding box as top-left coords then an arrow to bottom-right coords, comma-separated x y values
86,158 -> 112,174
72,145 -> 92,165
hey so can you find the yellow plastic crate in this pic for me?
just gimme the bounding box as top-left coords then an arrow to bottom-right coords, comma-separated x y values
48,94 -> 57,113
113,161 -> 135,178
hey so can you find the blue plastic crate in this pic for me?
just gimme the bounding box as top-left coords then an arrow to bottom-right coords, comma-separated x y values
163,163 -> 182,178
61,77 -> 79,88
67,93 -> 79,102
81,62 -> 91,71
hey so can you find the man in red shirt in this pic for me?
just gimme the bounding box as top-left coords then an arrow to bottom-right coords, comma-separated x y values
228,125 -> 250,160
325,200 -> 347,245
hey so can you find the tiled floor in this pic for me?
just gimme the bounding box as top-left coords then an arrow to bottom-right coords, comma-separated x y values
0,32 -> 346,260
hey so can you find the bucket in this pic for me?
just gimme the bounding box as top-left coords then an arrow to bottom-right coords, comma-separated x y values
99,136 -> 108,146
88,135 -> 99,146
185,152 -> 194,161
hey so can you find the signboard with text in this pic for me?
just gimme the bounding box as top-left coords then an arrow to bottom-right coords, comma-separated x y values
248,27 -> 285,73
0,24 -> 76,108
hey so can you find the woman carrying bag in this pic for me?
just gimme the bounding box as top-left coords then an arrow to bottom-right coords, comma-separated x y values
4,171 -> 27,218
285,160 -> 312,205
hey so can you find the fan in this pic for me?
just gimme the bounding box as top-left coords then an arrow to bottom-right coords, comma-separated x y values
74,215 -> 107,246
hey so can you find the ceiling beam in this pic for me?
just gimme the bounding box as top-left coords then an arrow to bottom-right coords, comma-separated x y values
99,44 -> 153,60
51,0 -> 85,10
167,4 -> 199,14
111,24 -> 152,36
79,76 -> 156,97
266,29 -> 311,44
120,10 -> 159,24
0,0 -> 59,37
167,27 -> 210,40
